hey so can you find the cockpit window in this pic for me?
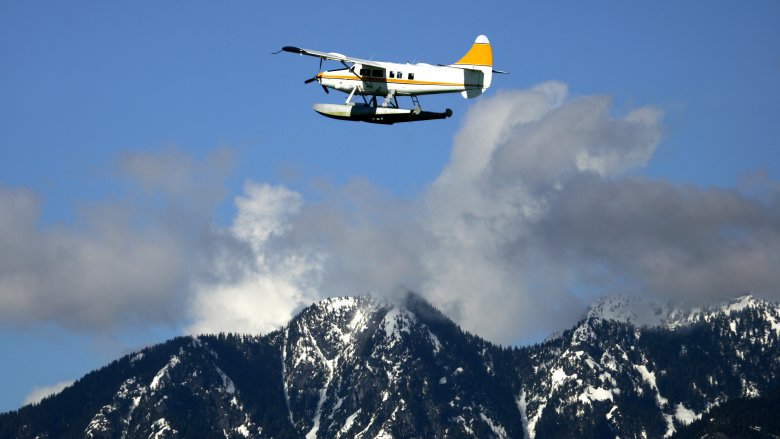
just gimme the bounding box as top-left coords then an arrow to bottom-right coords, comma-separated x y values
371,69 -> 383,77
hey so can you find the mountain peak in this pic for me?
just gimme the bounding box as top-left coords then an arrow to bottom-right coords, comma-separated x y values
721,294 -> 766,314
586,293 -> 780,330
586,294 -> 670,327
281,292 -> 520,438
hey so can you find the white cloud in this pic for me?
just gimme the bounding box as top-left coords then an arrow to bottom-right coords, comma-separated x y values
23,380 -> 74,406
184,82 -> 669,341
537,177 -> 780,304
0,187 -> 185,328
0,149 -> 231,330
3,82 -> 779,345
185,182 -> 323,335
417,83 -> 665,340
164,81 -> 780,343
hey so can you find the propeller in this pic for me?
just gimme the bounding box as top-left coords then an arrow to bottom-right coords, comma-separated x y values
300,59 -> 331,94
302,59 -> 325,84
303,75 -> 329,93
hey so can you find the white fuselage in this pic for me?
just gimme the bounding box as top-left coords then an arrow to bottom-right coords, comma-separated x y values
317,61 -> 490,98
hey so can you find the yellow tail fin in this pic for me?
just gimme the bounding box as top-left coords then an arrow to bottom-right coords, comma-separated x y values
454,35 -> 492,67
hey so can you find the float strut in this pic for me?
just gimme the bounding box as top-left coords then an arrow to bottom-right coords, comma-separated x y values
345,86 -> 357,105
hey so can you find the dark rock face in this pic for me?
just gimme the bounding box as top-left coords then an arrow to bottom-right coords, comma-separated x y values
1,294 -> 778,438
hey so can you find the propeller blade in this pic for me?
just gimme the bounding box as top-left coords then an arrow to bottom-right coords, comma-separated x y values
304,77 -> 318,84
321,85 -> 329,94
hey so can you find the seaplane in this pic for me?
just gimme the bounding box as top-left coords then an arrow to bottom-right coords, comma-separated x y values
274,35 -> 506,124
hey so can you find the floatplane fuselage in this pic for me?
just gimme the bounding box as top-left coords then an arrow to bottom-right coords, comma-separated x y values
275,35 -> 505,124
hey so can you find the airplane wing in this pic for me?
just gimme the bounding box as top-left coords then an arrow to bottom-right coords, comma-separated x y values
276,46 -> 385,69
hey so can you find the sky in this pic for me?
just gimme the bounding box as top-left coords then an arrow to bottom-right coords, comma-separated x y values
1,0 -> 779,413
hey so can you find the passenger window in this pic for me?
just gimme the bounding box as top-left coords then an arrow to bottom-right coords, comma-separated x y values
397,72 -> 403,79
389,71 -> 395,79
372,69 -> 383,77
408,73 -> 415,80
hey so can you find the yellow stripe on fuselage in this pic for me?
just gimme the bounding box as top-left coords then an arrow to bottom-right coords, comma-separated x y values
318,73 -> 474,87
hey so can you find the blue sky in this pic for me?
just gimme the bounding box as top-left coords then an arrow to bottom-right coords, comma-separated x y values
1,1 -> 779,413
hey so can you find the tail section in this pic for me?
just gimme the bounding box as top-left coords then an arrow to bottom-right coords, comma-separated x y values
454,35 -> 493,68
452,35 -> 493,99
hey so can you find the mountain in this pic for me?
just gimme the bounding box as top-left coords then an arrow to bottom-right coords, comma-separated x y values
1,293 -> 778,438
519,294 -> 780,438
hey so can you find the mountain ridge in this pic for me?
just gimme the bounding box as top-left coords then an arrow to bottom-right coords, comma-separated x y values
2,293 -> 778,438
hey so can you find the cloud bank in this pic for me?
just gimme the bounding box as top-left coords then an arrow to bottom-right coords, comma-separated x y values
2,82 -> 779,343
0,148 -> 230,330
187,82 -> 780,342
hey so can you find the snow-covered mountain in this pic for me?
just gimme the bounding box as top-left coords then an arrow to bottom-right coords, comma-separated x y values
1,293 -> 778,438
521,294 -> 780,438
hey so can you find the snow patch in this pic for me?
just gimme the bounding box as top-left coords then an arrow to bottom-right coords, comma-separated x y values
765,308 -> 780,336
281,328 -> 295,426
633,364 -> 668,406
149,418 -> 177,439
301,316 -> 338,439
572,322 -> 595,345
338,410 -> 360,437
382,307 -> 415,342
673,403 -> 700,426
150,355 -> 181,391
742,378 -> 760,398
578,386 -> 614,405
452,415 -> 474,435
550,366 -> 574,391
374,428 -> 393,439
215,367 -> 236,394
428,330 -> 442,354
662,413 -> 676,437
723,295 -> 754,315
526,401 -> 546,439
516,390 -> 530,439
480,412 -> 507,439
354,414 -> 377,439
322,296 -> 358,313
234,424 -> 250,437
